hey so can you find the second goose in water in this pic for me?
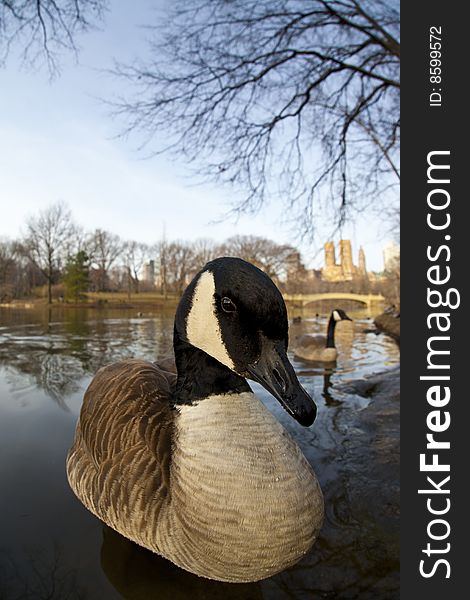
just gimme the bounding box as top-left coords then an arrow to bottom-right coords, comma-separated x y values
293,309 -> 352,363
66,257 -> 324,583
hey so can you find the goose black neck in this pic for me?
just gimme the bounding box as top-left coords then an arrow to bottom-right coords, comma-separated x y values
326,314 -> 337,348
173,329 -> 251,405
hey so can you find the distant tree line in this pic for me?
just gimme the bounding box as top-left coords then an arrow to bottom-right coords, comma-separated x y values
0,202 -> 392,304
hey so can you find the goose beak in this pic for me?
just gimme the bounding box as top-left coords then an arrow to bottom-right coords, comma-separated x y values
246,337 -> 317,427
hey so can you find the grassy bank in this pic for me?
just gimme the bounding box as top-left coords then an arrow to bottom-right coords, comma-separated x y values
0,291 -> 181,310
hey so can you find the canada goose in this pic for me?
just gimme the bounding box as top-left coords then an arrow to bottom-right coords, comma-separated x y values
66,257 -> 324,583
293,309 -> 352,363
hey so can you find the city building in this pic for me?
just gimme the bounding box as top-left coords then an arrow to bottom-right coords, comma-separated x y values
383,242 -> 400,271
142,260 -> 156,287
321,240 -> 368,282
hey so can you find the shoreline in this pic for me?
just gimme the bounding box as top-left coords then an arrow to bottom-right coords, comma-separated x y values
374,310 -> 400,342
0,295 -> 180,311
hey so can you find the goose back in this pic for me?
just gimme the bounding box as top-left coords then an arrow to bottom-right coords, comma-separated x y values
293,334 -> 337,362
66,359 -> 175,545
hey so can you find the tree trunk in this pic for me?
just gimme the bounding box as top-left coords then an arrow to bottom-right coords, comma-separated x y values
48,268 -> 52,304
127,267 -> 132,302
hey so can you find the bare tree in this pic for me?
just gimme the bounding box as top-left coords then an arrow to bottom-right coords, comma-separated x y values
221,235 -> 298,284
113,0 -> 400,238
156,238 -> 168,298
7,240 -> 46,298
190,238 -> 218,271
23,201 -> 75,303
88,228 -> 123,292
122,240 -> 149,295
164,241 -> 195,295
0,238 -> 16,301
0,0 -> 107,75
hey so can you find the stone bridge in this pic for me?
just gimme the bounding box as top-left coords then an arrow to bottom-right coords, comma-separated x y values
283,292 -> 385,310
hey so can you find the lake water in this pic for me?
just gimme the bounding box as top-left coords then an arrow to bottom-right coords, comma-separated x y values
0,305 -> 399,599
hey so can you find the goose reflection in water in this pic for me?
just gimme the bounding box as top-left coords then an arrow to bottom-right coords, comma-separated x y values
322,373 -> 344,407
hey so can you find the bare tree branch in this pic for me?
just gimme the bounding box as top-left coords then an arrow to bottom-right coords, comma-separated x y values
112,0 -> 399,239
0,0 -> 107,75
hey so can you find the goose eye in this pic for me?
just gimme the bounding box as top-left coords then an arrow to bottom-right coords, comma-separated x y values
221,297 -> 237,313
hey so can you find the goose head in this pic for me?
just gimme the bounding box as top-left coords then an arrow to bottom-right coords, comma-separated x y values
174,257 -> 317,426
332,308 -> 352,322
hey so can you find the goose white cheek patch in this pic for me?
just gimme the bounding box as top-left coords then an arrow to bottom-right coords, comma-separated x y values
333,310 -> 341,321
186,271 -> 235,370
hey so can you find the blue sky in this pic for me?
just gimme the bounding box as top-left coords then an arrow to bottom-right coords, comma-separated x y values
0,1 -> 396,271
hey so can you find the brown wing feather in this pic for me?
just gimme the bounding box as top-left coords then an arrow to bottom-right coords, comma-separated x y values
66,359 -> 176,541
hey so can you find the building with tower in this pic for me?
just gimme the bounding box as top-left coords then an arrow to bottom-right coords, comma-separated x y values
321,240 -> 369,282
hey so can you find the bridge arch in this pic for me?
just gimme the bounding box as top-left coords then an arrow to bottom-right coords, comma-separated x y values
283,292 -> 385,310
